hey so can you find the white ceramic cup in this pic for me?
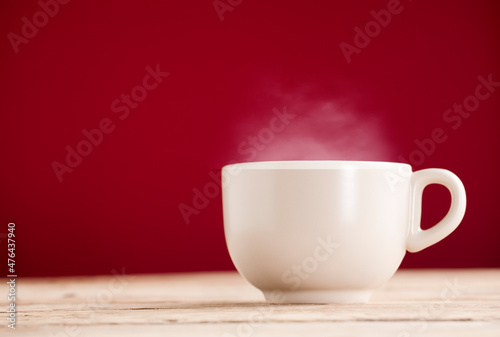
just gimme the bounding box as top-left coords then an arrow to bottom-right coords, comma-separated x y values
222,161 -> 466,303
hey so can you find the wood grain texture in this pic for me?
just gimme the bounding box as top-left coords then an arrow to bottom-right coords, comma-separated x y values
1,269 -> 499,336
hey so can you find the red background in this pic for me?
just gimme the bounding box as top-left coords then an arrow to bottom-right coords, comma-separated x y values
1,0 -> 499,277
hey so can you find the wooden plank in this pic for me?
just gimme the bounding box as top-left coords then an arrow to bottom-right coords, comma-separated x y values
0,269 -> 499,336
5,322 -> 500,337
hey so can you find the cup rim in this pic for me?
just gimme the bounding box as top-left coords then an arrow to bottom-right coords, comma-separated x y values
222,160 -> 412,170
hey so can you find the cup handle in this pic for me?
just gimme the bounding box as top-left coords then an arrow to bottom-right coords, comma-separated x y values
406,169 -> 466,253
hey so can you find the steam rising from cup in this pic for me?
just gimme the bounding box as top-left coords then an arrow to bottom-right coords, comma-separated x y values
234,92 -> 394,162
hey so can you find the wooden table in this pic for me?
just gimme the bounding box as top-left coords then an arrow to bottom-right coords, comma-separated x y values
1,269 -> 499,336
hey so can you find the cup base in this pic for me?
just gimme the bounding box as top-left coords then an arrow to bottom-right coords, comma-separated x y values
263,289 -> 373,304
